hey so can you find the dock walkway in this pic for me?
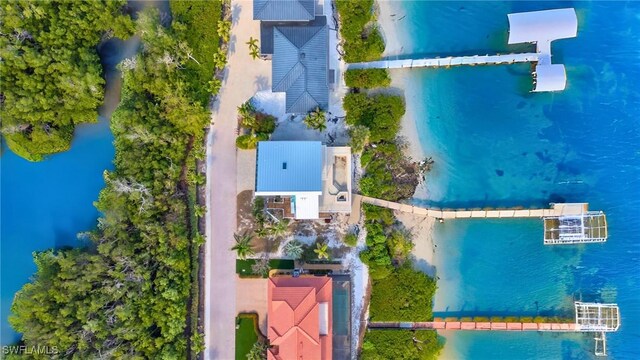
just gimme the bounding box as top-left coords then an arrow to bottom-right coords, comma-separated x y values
369,321 -> 578,332
353,195 -> 587,220
348,53 -> 540,70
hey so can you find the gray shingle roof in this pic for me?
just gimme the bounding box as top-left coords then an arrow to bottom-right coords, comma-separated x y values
254,0 -> 315,21
272,25 -> 328,114
255,141 -> 323,193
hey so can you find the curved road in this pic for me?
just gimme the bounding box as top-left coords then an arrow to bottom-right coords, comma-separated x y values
204,1 -> 271,359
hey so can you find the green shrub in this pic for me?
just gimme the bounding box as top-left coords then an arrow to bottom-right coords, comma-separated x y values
369,263 -> 437,321
345,69 -> 391,88
344,93 -> 405,143
343,233 -> 358,247
335,0 -> 385,62
360,143 -> 419,202
253,113 -> 277,133
361,330 -> 442,360
348,125 -> 370,154
170,0 -> 222,105
236,133 -> 269,149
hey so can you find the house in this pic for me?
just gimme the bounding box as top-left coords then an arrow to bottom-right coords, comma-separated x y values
267,276 -> 333,360
253,0 -> 330,114
255,141 -> 351,220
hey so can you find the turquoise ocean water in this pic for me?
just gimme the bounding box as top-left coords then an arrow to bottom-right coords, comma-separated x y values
387,1 -> 640,359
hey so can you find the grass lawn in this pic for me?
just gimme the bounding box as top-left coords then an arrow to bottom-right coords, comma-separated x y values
236,259 -> 295,278
236,313 -> 260,360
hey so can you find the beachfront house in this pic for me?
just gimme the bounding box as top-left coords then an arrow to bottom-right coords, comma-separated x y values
253,0 -> 330,114
267,275 -> 333,360
255,141 -> 351,220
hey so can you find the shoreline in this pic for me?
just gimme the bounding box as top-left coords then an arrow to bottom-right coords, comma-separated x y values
377,3 -> 459,359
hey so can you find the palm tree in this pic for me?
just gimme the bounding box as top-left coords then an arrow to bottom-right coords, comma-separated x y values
246,36 -> 259,49
254,226 -> 270,239
283,240 -> 304,259
269,218 -> 290,238
249,48 -> 260,60
231,232 -> 255,259
246,36 -> 260,60
303,107 -> 327,131
313,241 -> 330,260
194,205 -> 206,218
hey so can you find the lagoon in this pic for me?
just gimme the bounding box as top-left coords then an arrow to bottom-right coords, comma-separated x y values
0,35 -> 139,345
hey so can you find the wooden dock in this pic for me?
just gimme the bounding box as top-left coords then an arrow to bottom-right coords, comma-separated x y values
353,195 -> 588,220
348,53 -> 540,70
369,321 -> 578,332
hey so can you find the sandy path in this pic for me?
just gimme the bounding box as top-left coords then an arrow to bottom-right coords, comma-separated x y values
204,1 -> 271,359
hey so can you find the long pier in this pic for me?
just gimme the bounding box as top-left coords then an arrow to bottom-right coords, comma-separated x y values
369,321 -> 578,332
353,195 -> 587,220
348,53 -> 540,70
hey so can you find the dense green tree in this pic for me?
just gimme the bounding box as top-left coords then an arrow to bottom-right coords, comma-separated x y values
171,0 -> 223,104
345,69 -> 391,88
0,0 -> 134,161
348,125 -> 370,154
10,6 -> 222,357
369,263 -> 437,321
335,0 -> 385,62
343,93 -> 405,143
361,329 -> 442,360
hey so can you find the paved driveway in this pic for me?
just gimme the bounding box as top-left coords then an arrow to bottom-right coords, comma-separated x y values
203,1 -> 271,359
236,277 -> 268,335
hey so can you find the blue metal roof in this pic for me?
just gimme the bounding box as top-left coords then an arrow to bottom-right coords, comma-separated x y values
254,0 -> 315,21
255,141 -> 323,193
272,24 -> 328,113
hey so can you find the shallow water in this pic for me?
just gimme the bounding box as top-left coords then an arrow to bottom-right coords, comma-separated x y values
385,1 -> 640,359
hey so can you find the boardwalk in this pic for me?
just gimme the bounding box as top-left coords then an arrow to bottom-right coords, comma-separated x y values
348,53 -> 540,70
353,195 -> 587,220
369,321 -> 578,332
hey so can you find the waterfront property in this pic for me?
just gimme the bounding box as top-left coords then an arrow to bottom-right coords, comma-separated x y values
268,276 -> 333,360
253,0 -> 331,113
348,8 -> 578,92
255,141 -> 352,220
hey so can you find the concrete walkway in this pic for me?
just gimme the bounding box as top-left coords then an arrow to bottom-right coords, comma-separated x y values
204,1 -> 271,359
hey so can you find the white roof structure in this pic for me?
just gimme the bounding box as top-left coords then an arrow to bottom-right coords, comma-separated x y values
534,64 -> 567,92
507,8 -> 578,92
508,8 -> 578,45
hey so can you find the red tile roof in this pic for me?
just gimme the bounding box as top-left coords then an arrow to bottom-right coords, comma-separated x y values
268,276 -> 332,360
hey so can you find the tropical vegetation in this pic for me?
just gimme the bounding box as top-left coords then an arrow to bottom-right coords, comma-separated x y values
236,99 -> 277,149
335,0 -> 385,62
361,329 -> 442,360
303,107 -> 327,132
348,125 -> 371,154
369,263 -> 437,321
345,69 -> 391,89
9,3 -> 223,357
283,240 -> 304,259
344,93 -> 405,143
0,0 -> 134,161
232,232 -> 256,260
